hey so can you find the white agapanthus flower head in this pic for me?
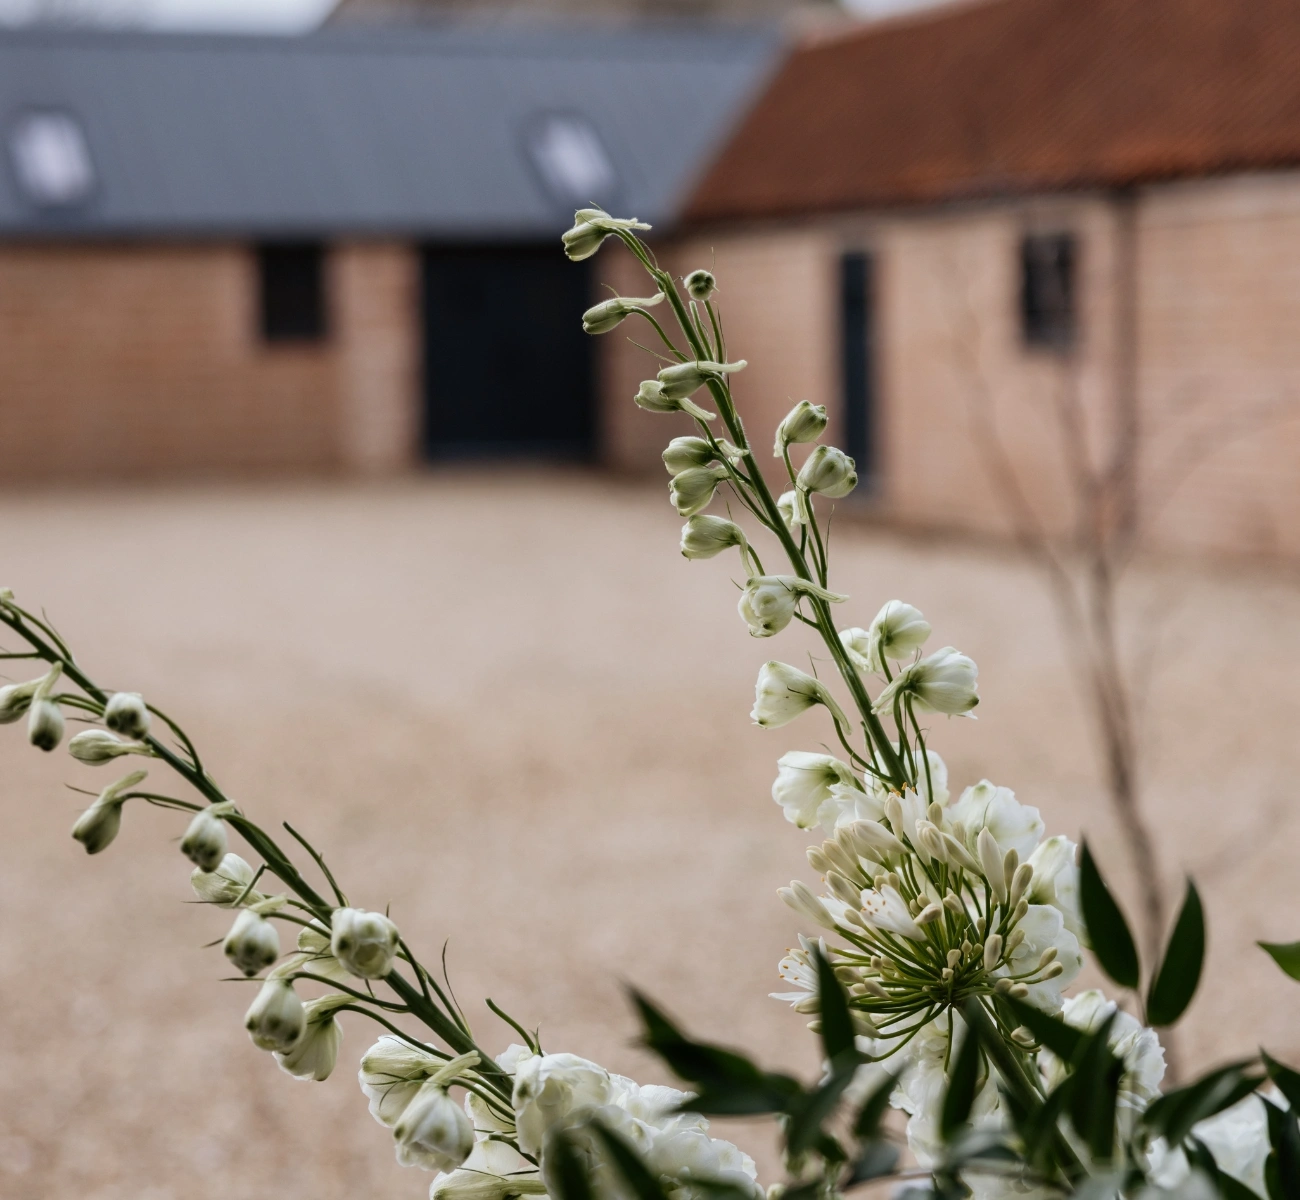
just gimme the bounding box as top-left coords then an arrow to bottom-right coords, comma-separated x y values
873,646 -> 978,717
771,751 -> 859,829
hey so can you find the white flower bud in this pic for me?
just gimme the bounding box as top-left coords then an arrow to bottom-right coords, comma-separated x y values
773,401 -> 828,456
561,208 -> 649,262
224,908 -> 281,977
872,646 -> 979,718
684,269 -> 715,301
0,677 -> 41,724
916,903 -> 943,925
634,379 -> 716,423
916,821 -> 948,863
275,994 -> 346,1081
662,436 -> 716,474
394,1080 -> 475,1171
776,490 -> 809,532
843,602 -> 931,674
669,464 -> 728,518
978,829 -> 1008,902
680,514 -> 746,560
825,871 -> 861,907
941,832 -> 982,874
103,692 -> 151,739
581,291 -> 664,335
71,768 -> 148,855
27,662 -> 64,752
245,978 -> 304,1053
737,575 -> 848,638
192,852 -> 261,907
181,808 -> 229,872
983,934 -> 1003,971
796,445 -> 857,498
778,881 -> 837,931
751,661 -> 844,729
68,728 -> 151,765
331,906 -> 400,979
1009,861 -> 1035,908
845,819 -> 906,865
656,358 -> 747,401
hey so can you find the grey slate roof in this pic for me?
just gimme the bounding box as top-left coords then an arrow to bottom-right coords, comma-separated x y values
0,25 -> 781,239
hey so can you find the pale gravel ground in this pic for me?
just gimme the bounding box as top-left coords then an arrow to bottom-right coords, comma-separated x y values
1,471 -> 1299,1200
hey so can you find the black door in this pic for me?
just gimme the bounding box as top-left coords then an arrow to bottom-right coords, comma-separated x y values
840,250 -> 876,486
422,245 -> 594,459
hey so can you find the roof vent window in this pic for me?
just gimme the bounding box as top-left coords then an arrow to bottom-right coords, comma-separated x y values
523,113 -> 618,208
9,110 -> 96,209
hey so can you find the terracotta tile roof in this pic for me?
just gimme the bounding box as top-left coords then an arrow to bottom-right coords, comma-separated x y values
686,0 -> 1300,222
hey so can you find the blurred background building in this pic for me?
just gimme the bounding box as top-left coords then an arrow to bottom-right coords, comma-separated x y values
2,0 -> 1299,560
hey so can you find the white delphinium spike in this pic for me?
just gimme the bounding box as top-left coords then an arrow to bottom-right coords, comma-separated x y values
669,465 -> 729,518
191,852 -> 264,908
393,1079 -> 476,1171
276,994 -> 348,1081
656,358 -> 747,400
223,908 -> 281,977
245,978 -> 305,1052
635,379 -> 717,422
751,661 -> 846,730
662,436 -> 716,474
71,768 -> 148,855
738,575 -> 847,638
776,490 -> 809,532
103,691 -> 151,739
778,881 -> 838,931
581,291 -> 664,334
873,646 -> 979,717
561,208 -> 649,261
684,269 -> 716,301
978,829 -> 1008,902
27,662 -> 64,752
180,804 -> 233,872
796,445 -> 857,498
771,751 -> 858,830
848,601 -> 932,674
773,401 -> 828,456
331,907 -> 400,979
0,674 -> 43,724
859,885 -> 926,940
680,514 -> 747,562
68,729 -> 153,765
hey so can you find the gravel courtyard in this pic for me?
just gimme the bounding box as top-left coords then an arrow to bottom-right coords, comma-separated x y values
2,471 -> 1299,1200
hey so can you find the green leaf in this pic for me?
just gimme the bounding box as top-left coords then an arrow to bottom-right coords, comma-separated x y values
940,1020 -> 982,1141
1066,1013 -> 1123,1162
785,1055 -> 857,1157
1146,880 -> 1205,1027
852,1071 -> 899,1140
544,1128 -> 595,1200
1264,1097 -> 1300,1200
1001,996 -> 1084,1062
1142,1062 -> 1262,1146
1187,1137 -> 1266,1200
1264,1051 -> 1300,1111
812,945 -> 857,1064
588,1121 -> 672,1200
1259,941 -> 1300,982
631,990 -> 803,1115
1080,843 -> 1140,990
844,1140 -> 900,1186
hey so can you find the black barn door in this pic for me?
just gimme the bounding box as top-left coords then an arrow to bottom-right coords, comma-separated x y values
422,245 -> 594,459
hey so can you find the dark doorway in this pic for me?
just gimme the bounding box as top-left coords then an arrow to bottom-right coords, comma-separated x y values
421,245 -> 594,459
839,250 -> 876,487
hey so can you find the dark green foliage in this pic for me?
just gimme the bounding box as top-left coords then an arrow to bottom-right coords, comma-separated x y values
1079,843 -> 1140,990
1264,1097 -> 1300,1200
940,1022 -> 982,1140
1146,880 -> 1205,1027
1258,940 -> 1300,982
1142,1061 -> 1262,1147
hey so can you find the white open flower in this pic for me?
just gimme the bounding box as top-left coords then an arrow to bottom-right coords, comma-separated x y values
276,994 -> 347,1081
331,907 -> 400,979
771,751 -> 858,829
71,768 -> 148,855
773,401 -> 828,455
770,934 -> 825,1008
776,490 -> 809,532
949,780 -> 1045,861
751,661 -> 844,729
512,1053 -> 624,1156
244,978 -> 305,1052
582,291 -> 664,334
1147,1093 -> 1270,1197
1028,834 -> 1083,940
1040,990 -> 1165,1113
394,1080 -> 476,1172
843,601 -> 931,674
796,445 -> 857,498
360,1036 -> 444,1127
859,884 -> 927,941
191,852 -> 263,907
103,691 -> 151,739
223,908 -> 281,977
561,208 -> 649,261
431,1138 -> 546,1200
998,904 -> 1082,1012
738,576 -> 847,638
873,646 -> 978,717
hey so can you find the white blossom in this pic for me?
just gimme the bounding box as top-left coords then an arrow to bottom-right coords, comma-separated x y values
680,514 -> 746,561
331,907 -> 400,979
360,1036 -> 445,1127
778,881 -> 839,932
68,728 -> 150,765
1027,835 -> 1084,941
684,269 -> 716,301
669,465 -> 729,519
180,808 -> 229,872
276,994 -> 347,1081
843,602 -> 932,675
796,445 -> 856,498
394,1080 -> 476,1172
997,904 -> 1082,1012
948,780 -> 1045,862
859,884 -> 926,941
873,646 -> 978,717
738,576 -> 846,639
771,751 -> 858,829
776,490 -> 808,532
751,661 -> 843,729
103,691 -> 151,739
635,380 -> 716,423
1041,990 -> 1166,1113
70,768 -> 147,855
430,1138 -> 546,1200
0,676 -> 41,724
656,359 -> 747,401
770,934 -> 825,1008
582,291 -> 663,334
244,978 -> 305,1053
191,853 -> 263,907
773,401 -> 828,455
1147,1092 -> 1270,1197
662,437 -> 716,474
562,208 -> 649,261
223,908 -> 281,977
512,1053 -> 628,1156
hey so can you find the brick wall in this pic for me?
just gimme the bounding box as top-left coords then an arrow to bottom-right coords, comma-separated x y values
0,239 -> 419,483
